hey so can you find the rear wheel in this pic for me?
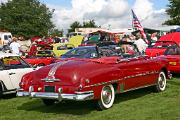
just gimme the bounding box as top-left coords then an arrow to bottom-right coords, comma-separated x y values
154,71 -> 167,92
42,99 -> 56,106
96,84 -> 115,110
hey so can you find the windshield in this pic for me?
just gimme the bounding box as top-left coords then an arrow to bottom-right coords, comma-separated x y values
61,47 -> 98,58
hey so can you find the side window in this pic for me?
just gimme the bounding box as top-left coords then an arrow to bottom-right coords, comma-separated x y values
4,35 -> 8,40
3,56 -> 30,69
165,47 -> 179,55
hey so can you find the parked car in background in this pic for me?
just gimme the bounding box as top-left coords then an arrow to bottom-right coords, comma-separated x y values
17,42 -> 170,110
0,52 -> 36,97
146,32 -> 180,57
163,46 -> 180,73
0,32 -> 12,45
25,50 -> 55,66
145,41 -> 178,57
52,43 -> 75,57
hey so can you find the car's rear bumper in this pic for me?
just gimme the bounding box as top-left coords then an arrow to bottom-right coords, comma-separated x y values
17,91 -> 94,101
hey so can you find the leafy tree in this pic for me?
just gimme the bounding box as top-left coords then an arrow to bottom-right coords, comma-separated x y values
68,21 -> 82,33
164,0 -> 180,25
68,20 -> 98,33
83,19 -> 97,28
0,0 -> 54,38
50,28 -> 63,37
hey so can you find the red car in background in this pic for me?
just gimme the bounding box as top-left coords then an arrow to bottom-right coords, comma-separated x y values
146,32 -> 180,57
163,46 -> 180,73
25,50 -> 55,66
145,41 -> 178,57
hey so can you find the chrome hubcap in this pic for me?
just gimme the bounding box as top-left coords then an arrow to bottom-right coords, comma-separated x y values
102,86 -> 112,105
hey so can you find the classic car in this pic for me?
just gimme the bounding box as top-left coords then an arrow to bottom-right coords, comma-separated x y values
17,42 -> 171,110
163,45 -> 180,73
52,43 -> 75,57
0,52 -> 36,97
25,50 -> 55,66
146,32 -> 180,57
145,41 -> 178,57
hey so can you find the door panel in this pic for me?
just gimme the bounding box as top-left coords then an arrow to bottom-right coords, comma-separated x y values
121,56 -> 157,90
0,70 -> 14,90
7,68 -> 33,89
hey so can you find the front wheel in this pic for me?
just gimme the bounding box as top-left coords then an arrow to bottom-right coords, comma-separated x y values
42,99 -> 56,106
154,71 -> 167,92
96,84 -> 115,110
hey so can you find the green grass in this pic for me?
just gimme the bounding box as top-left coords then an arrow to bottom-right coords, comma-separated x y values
0,76 -> 180,120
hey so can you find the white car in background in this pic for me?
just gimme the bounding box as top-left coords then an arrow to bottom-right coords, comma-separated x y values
0,52 -> 35,97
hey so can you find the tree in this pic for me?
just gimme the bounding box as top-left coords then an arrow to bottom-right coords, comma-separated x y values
164,0 -> 180,25
68,21 -> 82,33
68,20 -> 98,33
83,19 -> 97,28
0,0 -> 54,38
50,29 -> 63,37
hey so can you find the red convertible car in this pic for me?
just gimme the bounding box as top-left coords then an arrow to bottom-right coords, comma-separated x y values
145,41 -> 178,57
163,46 -> 180,73
25,50 -> 55,66
17,44 -> 171,110
146,32 -> 180,57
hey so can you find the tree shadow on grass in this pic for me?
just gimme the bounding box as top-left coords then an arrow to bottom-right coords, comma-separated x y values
17,87 -> 154,115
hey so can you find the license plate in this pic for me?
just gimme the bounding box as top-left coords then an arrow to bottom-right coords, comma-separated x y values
44,86 -> 55,92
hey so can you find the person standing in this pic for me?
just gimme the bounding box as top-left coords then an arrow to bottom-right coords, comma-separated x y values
134,34 -> 148,54
10,37 -> 21,55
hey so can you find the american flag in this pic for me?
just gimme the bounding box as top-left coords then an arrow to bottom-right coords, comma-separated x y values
131,9 -> 148,44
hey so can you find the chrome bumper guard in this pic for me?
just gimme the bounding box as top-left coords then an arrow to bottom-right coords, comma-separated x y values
17,91 -> 94,101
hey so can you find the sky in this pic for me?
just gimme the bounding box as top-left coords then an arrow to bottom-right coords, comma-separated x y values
1,0 -> 170,31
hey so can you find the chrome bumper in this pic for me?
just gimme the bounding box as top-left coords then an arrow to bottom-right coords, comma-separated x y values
17,91 -> 94,101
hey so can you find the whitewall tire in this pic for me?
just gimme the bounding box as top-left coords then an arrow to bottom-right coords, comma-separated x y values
155,71 -> 167,92
96,84 -> 115,110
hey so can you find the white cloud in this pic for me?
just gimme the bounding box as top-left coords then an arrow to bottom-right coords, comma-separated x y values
45,0 -> 170,31
132,0 -> 169,28
0,0 -> 8,3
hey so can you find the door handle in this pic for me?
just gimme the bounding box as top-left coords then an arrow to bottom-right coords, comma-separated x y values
9,72 -> 16,75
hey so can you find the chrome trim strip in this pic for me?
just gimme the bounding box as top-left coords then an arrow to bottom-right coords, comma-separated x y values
84,71 -> 159,88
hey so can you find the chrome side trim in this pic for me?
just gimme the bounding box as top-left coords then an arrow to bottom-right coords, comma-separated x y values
84,71 -> 159,88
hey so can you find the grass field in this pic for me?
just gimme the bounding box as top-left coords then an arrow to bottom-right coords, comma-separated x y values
0,76 -> 180,120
